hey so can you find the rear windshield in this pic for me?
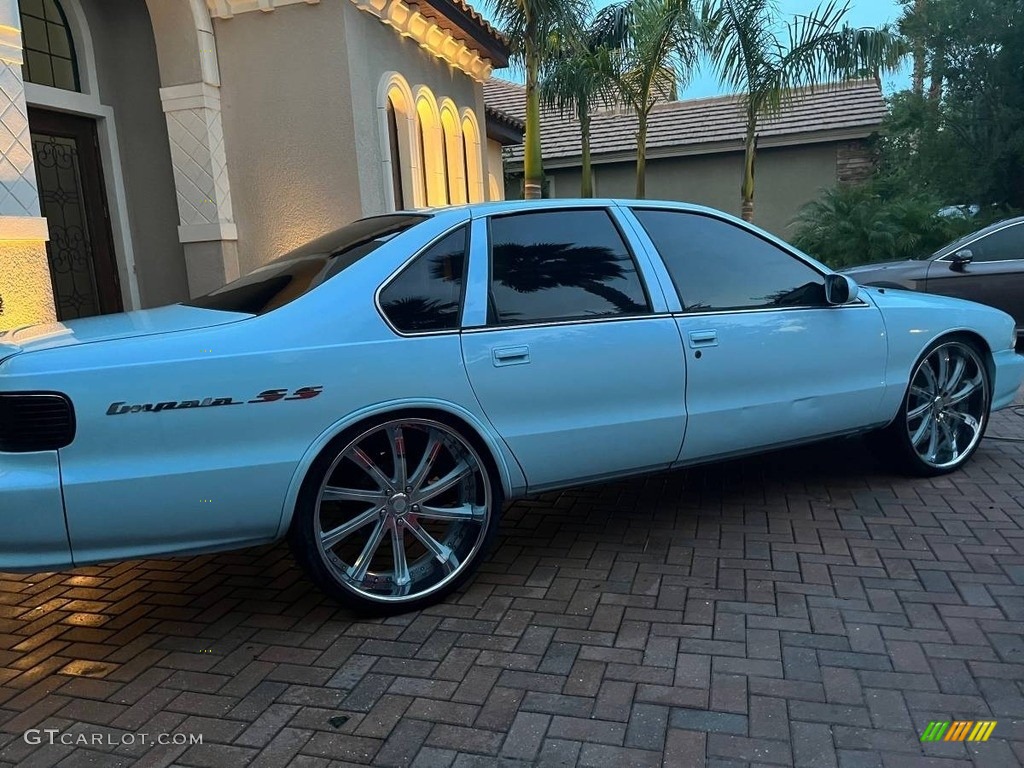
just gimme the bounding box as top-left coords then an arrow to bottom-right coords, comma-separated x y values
184,214 -> 429,314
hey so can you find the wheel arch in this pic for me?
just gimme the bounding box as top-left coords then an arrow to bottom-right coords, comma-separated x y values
881,328 -> 994,429
275,399 -> 525,537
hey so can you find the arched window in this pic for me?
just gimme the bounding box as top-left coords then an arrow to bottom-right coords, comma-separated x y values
415,90 -> 447,207
461,111 -> 485,204
440,102 -> 466,205
379,73 -> 420,210
20,0 -> 80,92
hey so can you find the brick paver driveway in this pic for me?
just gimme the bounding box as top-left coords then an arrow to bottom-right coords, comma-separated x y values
1,401 -> 1023,768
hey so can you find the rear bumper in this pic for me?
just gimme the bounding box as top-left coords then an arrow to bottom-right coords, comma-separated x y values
992,349 -> 1024,412
0,451 -> 72,570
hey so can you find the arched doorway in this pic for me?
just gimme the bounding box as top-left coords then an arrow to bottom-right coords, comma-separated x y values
21,0 -> 121,320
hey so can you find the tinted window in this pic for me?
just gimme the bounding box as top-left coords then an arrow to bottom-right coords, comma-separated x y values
185,214 -> 429,314
633,210 -> 827,311
379,226 -> 467,332
488,209 -> 650,325
960,224 -> 1024,262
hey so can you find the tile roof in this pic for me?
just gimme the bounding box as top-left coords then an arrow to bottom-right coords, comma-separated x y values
483,78 -> 887,165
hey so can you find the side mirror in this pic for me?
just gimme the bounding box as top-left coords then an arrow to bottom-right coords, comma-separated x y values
950,249 -> 973,272
825,274 -> 859,305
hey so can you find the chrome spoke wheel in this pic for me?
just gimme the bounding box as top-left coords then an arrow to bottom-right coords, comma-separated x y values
905,342 -> 988,470
313,418 -> 492,603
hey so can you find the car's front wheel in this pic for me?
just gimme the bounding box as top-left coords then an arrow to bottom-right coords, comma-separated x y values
872,338 -> 991,476
289,415 -> 501,613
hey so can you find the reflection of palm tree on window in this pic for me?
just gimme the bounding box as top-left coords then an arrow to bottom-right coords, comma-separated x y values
381,296 -> 459,331
433,242 -> 646,319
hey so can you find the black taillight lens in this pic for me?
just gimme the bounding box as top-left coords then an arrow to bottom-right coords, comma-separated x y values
0,393 -> 75,452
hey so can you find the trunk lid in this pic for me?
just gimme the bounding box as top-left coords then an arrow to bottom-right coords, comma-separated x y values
0,305 -> 249,363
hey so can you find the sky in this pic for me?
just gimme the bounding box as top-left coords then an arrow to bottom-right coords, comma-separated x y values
487,0 -> 913,98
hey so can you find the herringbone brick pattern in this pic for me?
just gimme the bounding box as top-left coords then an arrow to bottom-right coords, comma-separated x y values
1,405 -> 1023,767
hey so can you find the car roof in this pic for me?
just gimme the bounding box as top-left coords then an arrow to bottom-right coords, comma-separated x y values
459,198 -> 724,217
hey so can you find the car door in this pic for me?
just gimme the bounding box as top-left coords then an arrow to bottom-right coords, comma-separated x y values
460,206 -> 687,491
625,207 -> 889,464
926,221 -> 1024,334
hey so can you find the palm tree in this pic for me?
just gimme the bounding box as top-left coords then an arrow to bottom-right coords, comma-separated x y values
704,0 -> 906,222
490,0 -> 590,199
540,31 -> 618,197
593,0 -> 700,198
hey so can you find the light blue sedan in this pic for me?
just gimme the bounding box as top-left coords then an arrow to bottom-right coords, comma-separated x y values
2,200 -> 1022,612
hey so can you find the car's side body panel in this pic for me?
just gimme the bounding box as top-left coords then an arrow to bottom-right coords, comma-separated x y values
673,303 -> 890,463
462,317 -> 688,490
0,451 -> 70,569
863,286 -> 1019,419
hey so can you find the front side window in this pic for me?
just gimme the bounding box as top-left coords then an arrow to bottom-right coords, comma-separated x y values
185,214 -> 429,315
633,209 -> 827,311
957,224 -> 1024,263
487,209 -> 650,325
379,226 -> 467,333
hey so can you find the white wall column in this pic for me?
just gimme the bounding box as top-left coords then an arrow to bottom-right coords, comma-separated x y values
149,0 -> 240,297
0,0 -> 55,330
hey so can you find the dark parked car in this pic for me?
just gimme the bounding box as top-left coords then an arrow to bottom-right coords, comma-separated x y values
842,217 -> 1024,346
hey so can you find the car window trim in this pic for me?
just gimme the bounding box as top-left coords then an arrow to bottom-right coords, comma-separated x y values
462,312 -> 674,334
484,205 -> 656,328
630,206 -> 841,313
374,221 -> 471,338
934,221 -> 1024,263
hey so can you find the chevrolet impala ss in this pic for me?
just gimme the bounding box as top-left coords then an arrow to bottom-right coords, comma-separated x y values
2,200 -> 1022,612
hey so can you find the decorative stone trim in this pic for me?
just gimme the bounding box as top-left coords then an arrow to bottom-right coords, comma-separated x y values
352,0 -> 492,82
159,82 -> 238,243
0,60 -> 41,218
206,0 -> 320,18
0,216 -> 49,241
837,140 -> 877,184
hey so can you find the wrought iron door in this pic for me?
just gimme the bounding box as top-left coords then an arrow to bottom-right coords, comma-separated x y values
29,108 -> 121,320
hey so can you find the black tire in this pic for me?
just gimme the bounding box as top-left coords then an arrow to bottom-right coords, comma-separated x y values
289,412 -> 503,614
868,336 -> 991,477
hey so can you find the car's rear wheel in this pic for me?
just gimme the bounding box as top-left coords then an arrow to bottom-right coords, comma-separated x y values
289,415 -> 501,614
871,338 -> 990,476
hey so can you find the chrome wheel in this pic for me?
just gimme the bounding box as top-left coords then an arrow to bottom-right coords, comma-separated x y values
313,418 -> 492,604
905,342 -> 988,470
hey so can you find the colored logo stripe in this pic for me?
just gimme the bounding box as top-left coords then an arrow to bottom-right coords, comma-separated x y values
920,721 -> 996,742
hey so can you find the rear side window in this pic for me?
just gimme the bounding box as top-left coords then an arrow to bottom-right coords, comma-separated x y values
487,209 -> 650,325
379,226 -> 467,333
185,214 -> 428,314
633,209 -> 827,311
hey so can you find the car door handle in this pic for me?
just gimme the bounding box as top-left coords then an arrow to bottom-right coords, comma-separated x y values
687,330 -> 718,348
492,345 -> 530,366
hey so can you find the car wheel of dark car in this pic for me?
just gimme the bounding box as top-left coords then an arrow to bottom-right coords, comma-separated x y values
870,337 -> 991,477
289,414 -> 502,613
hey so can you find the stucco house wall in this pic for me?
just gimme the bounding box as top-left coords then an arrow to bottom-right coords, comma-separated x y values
537,142 -> 841,237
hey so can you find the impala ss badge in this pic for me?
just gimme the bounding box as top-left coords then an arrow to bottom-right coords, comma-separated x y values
106,387 -> 323,416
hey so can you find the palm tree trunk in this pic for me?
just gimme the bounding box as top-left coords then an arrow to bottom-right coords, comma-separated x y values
927,43 -> 944,102
524,40 -> 544,200
911,0 -> 926,96
580,108 -> 593,198
741,119 -> 756,222
635,110 -> 648,199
